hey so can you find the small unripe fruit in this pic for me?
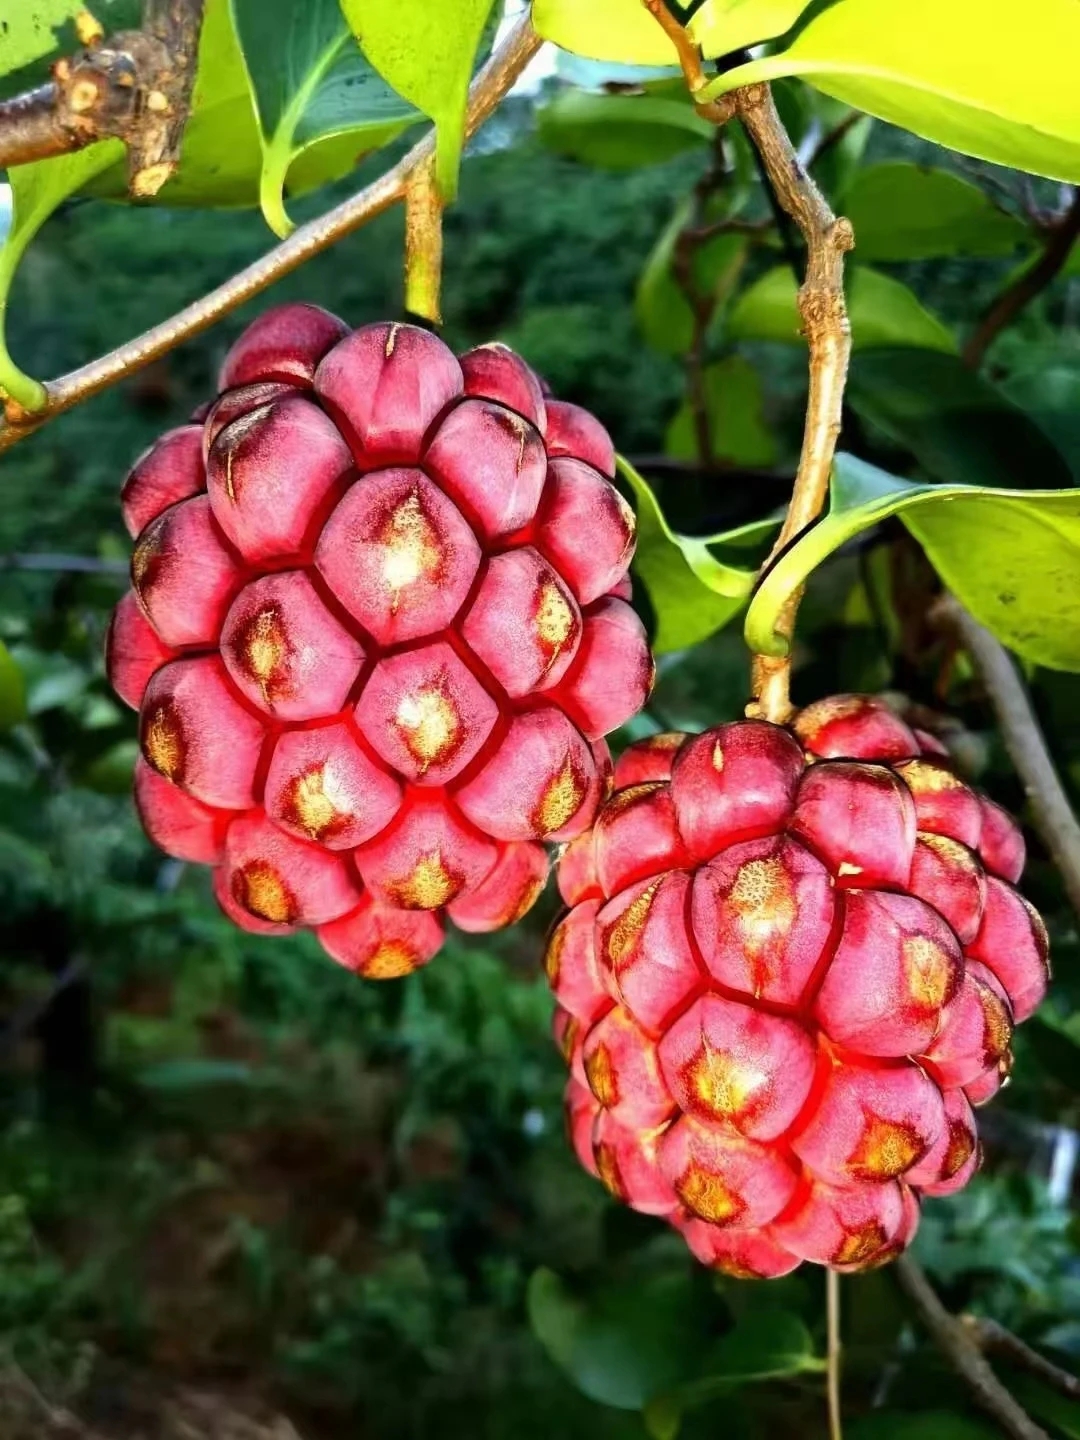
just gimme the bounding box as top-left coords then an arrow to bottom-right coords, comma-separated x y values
549,694 -> 1049,1275
108,307 -> 649,976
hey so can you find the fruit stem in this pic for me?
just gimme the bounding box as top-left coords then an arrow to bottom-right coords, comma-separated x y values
404,158 -> 445,326
827,1268 -> 843,1440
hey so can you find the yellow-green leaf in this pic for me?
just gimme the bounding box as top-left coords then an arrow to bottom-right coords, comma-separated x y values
532,0 -> 813,66
746,453 -> 1080,670
727,265 -> 956,353
702,0 -> 1080,183
339,0 -> 496,197
620,456 -> 777,653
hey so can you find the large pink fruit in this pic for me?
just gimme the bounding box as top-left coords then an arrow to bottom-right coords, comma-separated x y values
550,694 -> 1048,1275
109,306 -> 651,977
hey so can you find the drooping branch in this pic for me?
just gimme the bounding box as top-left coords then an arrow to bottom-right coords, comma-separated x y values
963,188 -> 1080,369
0,0 -> 206,196
932,596 -> 1080,925
964,1317 -> 1080,1401
0,12 -> 541,447
895,1256 -> 1050,1440
641,3 -> 854,726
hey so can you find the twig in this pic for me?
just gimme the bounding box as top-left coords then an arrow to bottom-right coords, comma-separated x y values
0,0 -> 205,196
963,188 -> 1080,368
932,595 -> 1080,925
827,1269 -> 843,1440
404,157 -> 445,325
640,4 -> 854,725
735,86 -> 853,724
964,1317 -> 1080,1401
0,13 -> 541,444
895,1255 -> 1050,1440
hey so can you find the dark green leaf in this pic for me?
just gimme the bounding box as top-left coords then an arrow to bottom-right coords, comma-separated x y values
746,453 -> 1080,670
620,457 -> 776,654
701,0 -> 1080,182
527,1265 -> 711,1412
538,92 -> 713,170
1001,353 -> 1080,478
1009,1376 -> 1080,1436
728,266 -> 955,352
82,740 -> 139,795
339,0 -> 496,197
841,163 -> 1030,260
664,356 -> 777,467
10,646 -> 91,714
230,0 -> 418,235
848,348 -> 1076,491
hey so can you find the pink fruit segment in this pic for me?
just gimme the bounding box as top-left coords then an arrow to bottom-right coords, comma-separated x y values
134,757 -> 227,864
534,458 -> 634,604
221,570 -> 366,720
317,896 -> 444,979
459,342 -> 547,429
107,591 -> 177,710
424,399 -> 547,541
548,694 -> 1047,1275
218,303 -> 349,390
121,425 -> 204,537
314,322 -> 463,459
208,395 -> 353,563
111,306 -> 647,972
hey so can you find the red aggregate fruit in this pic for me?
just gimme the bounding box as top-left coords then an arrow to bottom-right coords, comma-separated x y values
549,693 -> 1049,1275
108,305 -> 651,977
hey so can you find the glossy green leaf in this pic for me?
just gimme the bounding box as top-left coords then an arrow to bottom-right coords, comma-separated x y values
340,0 -> 495,197
0,0 -> 107,78
527,1266 -> 711,1412
665,356 -> 778,467
0,639 -> 27,731
1000,352 -> 1080,478
538,92 -> 712,170
848,348 -> 1076,491
841,163 -> 1030,260
746,453 -> 1080,670
0,139 -> 124,410
635,204 -> 748,355
532,0 -> 812,66
728,266 -> 956,353
701,0 -> 1080,183
230,0 -> 419,235
620,456 -> 776,654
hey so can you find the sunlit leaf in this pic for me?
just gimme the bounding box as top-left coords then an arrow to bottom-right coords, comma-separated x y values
727,265 -> 955,352
620,456 -> 776,654
701,0 -> 1080,182
532,0 -> 813,66
339,0 -> 496,197
538,92 -> 712,170
841,162 -> 1030,260
746,453 -> 1080,670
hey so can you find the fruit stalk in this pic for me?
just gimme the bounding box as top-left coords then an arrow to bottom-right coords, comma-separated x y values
405,159 -> 445,326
